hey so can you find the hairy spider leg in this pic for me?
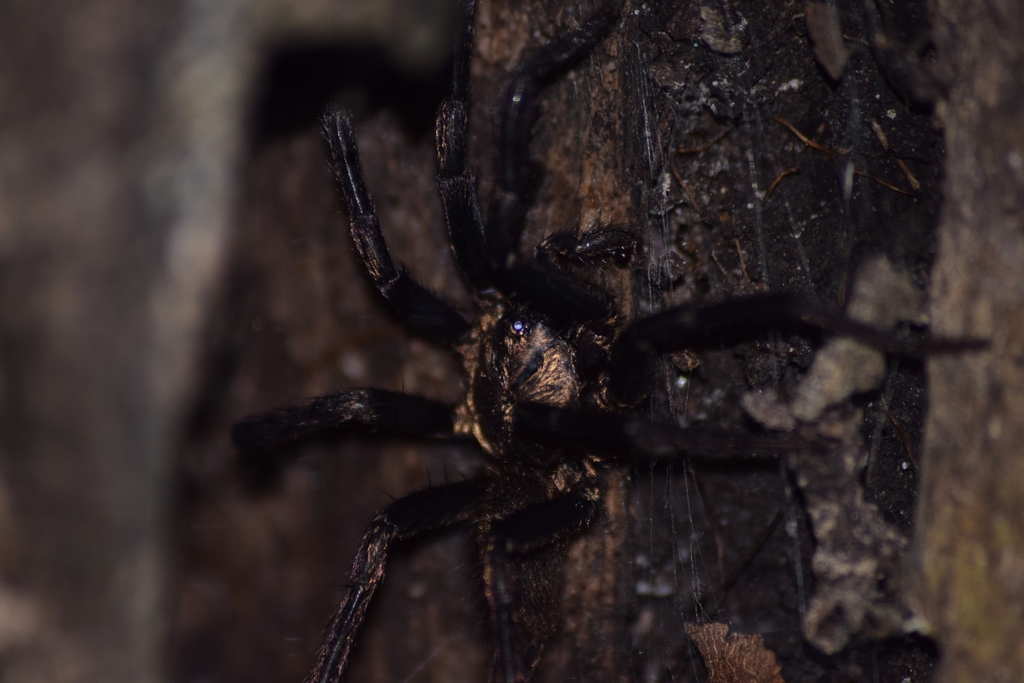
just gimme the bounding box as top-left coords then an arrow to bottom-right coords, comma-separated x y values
304,479 -> 482,683
435,0 -> 618,321
231,390 -> 456,491
481,4 -> 619,324
482,495 -> 598,683
428,0 -> 627,306
489,3 -> 618,220
231,389 -> 455,453
435,0 -> 493,294
322,111 -> 471,345
607,291 -> 988,404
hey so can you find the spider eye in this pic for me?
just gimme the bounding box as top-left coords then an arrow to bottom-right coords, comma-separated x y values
511,319 -> 526,334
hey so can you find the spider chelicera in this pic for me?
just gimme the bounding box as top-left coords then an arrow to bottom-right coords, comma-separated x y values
232,2 -> 973,682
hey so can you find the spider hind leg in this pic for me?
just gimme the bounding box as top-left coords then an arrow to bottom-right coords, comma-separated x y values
483,494 -> 598,683
306,479 -> 482,683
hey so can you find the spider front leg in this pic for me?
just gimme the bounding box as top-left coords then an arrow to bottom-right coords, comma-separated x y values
481,4 -> 619,324
488,2 -> 619,233
482,494 -> 598,683
322,111 -> 470,345
306,479 -> 482,683
432,0 -> 617,320
435,0 -> 493,293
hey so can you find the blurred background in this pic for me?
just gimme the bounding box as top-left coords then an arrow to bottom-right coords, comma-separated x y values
0,0 -> 460,680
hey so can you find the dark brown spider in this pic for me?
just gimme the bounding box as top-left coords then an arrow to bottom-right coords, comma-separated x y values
231,2 -> 980,682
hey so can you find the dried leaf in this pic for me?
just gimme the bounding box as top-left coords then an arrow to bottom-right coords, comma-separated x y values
686,622 -> 786,683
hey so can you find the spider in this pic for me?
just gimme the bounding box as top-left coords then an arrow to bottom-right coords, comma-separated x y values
232,2 -> 974,682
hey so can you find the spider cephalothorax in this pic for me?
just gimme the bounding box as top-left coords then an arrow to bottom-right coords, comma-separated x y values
463,306 -> 586,455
